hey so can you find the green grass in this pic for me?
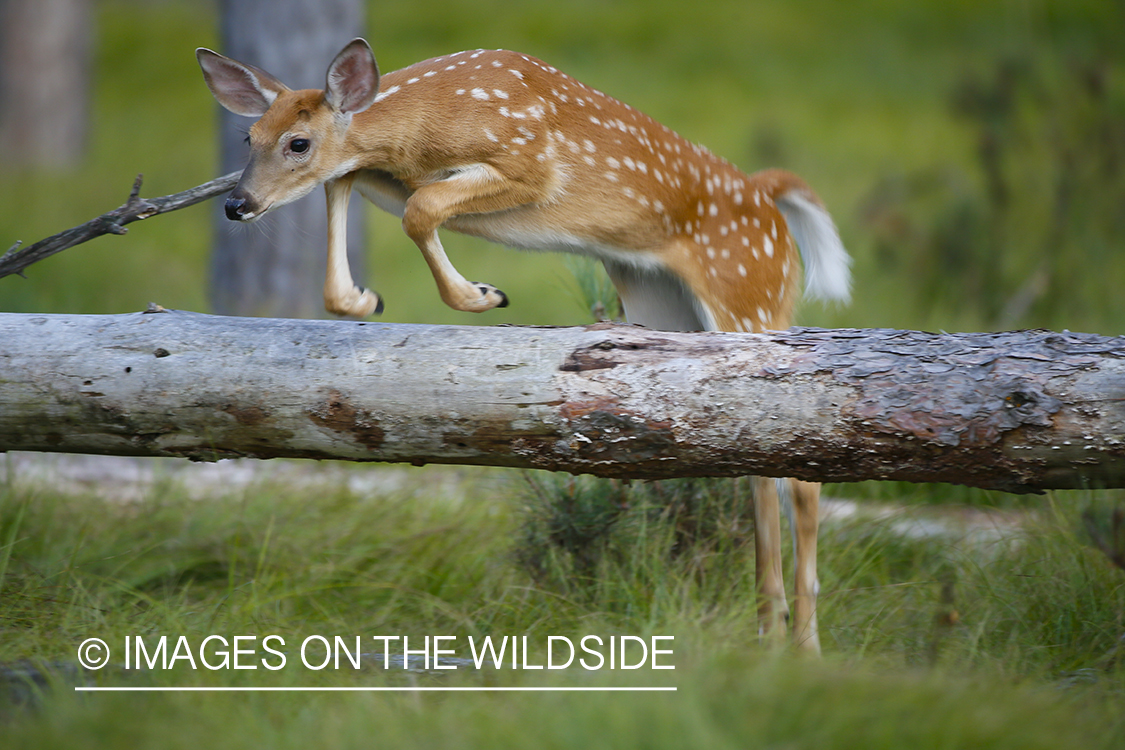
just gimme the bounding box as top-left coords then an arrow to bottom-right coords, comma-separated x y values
0,466 -> 1122,747
4,659 -> 1119,750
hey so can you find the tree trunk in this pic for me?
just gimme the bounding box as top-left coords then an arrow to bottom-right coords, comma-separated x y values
0,0 -> 92,168
210,0 -> 366,318
2,311 -> 1124,493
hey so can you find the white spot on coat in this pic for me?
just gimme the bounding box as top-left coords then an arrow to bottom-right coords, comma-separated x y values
373,85 -> 401,103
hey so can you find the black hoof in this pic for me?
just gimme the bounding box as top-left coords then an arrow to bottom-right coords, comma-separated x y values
360,287 -> 384,315
470,283 -> 509,309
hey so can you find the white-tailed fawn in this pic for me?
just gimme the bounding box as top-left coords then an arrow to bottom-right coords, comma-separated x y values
198,38 -> 851,652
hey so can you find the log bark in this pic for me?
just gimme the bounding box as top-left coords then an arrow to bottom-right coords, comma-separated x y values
1,310 -> 1123,493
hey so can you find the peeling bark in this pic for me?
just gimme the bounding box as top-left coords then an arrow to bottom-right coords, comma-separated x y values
1,310 -> 1123,493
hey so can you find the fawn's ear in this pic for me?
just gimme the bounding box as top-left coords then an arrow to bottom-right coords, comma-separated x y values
196,48 -> 290,117
325,38 -> 380,116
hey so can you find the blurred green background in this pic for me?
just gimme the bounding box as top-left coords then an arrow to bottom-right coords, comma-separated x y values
2,0 -> 1122,333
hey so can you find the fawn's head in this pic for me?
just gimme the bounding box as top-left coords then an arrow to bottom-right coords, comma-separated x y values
197,39 -> 380,221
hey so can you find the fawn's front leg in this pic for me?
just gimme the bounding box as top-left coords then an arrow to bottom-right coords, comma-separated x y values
324,176 -> 382,318
400,164 -> 551,313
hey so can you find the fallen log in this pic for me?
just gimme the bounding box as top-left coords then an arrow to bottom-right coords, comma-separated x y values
1,309 -> 1123,493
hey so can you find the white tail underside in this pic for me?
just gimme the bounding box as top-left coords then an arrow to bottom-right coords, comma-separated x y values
775,190 -> 852,304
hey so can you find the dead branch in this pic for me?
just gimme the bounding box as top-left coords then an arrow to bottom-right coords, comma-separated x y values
0,171 -> 241,280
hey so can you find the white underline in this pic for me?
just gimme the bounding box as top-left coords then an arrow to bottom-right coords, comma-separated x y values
75,686 -> 676,692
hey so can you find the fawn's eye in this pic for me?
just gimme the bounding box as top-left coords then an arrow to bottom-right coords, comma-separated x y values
290,138 -> 310,154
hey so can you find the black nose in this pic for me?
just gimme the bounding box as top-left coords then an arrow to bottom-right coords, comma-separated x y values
225,196 -> 249,221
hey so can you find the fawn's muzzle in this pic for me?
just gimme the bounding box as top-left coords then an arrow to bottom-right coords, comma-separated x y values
224,196 -> 251,221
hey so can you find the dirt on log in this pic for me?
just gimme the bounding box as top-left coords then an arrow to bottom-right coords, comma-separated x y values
0,309 -> 1123,493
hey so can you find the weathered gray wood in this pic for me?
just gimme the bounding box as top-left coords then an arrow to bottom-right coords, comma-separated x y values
1,310 -> 1123,493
